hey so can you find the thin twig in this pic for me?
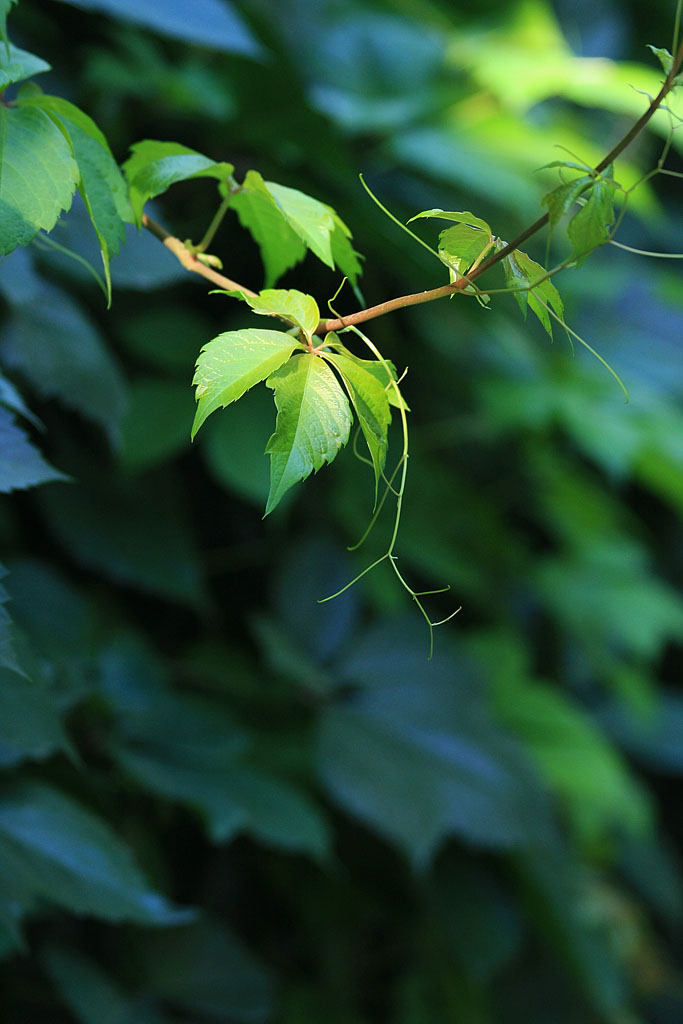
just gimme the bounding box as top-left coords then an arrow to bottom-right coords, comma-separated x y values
319,39 -> 683,335
141,214 -> 257,297
141,37 -> 682,338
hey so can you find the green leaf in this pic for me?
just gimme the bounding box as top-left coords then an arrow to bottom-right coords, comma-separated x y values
541,173 -> 594,227
0,44 -> 50,89
504,680 -> 652,842
108,684 -> 329,857
501,249 -> 564,338
329,209 -> 363,290
266,180 -> 336,268
0,105 -> 79,256
0,668 -> 72,767
0,782 -> 192,925
123,139 -> 234,226
0,0 -> 16,49
477,631 -> 652,844
0,369 -> 41,428
567,175 -> 616,264
22,93 -> 132,302
408,208 -> 492,234
226,288 -> 321,340
438,223 -> 492,276
119,748 -> 330,857
647,44 -> 673,76
0,407 -> 68,493
192,327 -> 300,438
325,351 -> 391,496
326,339 -> 407,410
264,354 -> 352,515
231,173 -> 362,287
231,170 -> 307,287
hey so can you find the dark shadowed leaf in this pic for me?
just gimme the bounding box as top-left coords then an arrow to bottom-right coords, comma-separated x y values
317,626 -> 554,865
0,782 -> 193,925
0,408 -> 68,492
49,0 -> 261,57
137,918 -> 272,1023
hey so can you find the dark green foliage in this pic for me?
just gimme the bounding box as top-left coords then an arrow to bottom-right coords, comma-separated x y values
1,0 -> 683,1022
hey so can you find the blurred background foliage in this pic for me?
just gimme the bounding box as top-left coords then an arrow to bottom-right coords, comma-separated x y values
1,0 -> 683,1020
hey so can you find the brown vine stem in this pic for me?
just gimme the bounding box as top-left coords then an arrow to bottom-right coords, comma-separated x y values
319,38 -> 683,335
142,40 -> 682,336
141,213 -> 258,297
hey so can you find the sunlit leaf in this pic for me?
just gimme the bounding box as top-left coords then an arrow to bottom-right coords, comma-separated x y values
0,105 -> 78,255
231,170 -> 307,286
502,248 -> 564,337
226,288 -> 321,340
567,173 -> 616,264
192,327 -> 300,437
21,93 -> 131,301
438,222 -> 492,275
123,140 -> 234,226
325,350 -> 391,496
265,354 -> 352,515
647,44 -> 673,76
542,173 -> 594,227
408,209 -> 492,234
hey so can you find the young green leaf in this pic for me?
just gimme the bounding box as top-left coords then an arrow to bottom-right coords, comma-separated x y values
231,170 -> 306,285
265,180 -> 336,268
328,344 -> 408,410
265,354 -> 352,515
408,209 -> 492,234
647,44 -> 673,76
329,209 -> 363,292
20,93 -> 131,303
0,105 -> 79,256
325,350 -> 391,497
192,328 -> 301,437
224,288 -> 320,341
231,172 -> 362,288
123,140 -> 234,226
438,222 -> 492,276
501,249 -> 564,338
0,44 -> 49,89
567,176 -> 616,264
541,174 -> 594,227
